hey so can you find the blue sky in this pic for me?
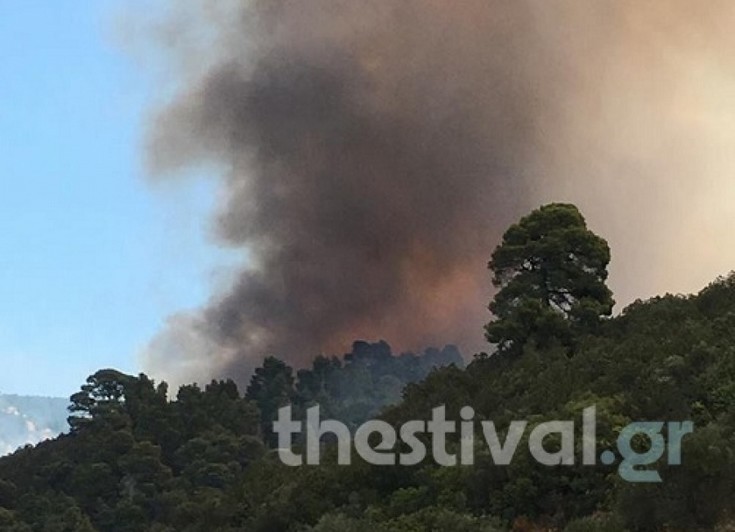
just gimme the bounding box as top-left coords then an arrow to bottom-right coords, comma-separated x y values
0,2 -> 229,397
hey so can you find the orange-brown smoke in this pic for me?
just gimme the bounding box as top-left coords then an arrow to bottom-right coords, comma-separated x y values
139,1 -> 735,389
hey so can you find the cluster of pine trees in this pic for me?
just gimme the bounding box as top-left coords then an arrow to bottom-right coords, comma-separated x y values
0,204 -> 733,531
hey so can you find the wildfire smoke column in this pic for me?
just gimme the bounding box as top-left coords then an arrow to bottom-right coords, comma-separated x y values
140,1 -> 735,389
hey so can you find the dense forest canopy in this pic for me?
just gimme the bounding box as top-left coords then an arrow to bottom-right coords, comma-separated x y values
1,204 -> 734,531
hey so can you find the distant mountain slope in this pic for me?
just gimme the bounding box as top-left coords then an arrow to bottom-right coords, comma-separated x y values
0,394 -> 68,455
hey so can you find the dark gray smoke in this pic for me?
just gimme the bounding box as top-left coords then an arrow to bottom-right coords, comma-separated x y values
139,1 -> 735,388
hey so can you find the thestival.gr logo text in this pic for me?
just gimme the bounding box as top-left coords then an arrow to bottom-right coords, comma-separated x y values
273,405 -> 693,483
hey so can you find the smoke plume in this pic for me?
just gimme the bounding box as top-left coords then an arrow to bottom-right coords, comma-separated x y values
139,1 -> 735,388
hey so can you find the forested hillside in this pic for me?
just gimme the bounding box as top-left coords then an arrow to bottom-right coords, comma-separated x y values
1,205 -> 733,531
0,342 -> 464,531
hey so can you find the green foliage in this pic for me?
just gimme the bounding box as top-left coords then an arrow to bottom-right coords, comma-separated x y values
246,356 -> 297,444
486,203 -> 613,354
0,341 -> 464,531
563,514 -> 627,532
310,513 -> 381,532
0,371 -> 264,531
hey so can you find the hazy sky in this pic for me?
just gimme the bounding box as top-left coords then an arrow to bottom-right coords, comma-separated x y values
0,1 -> 233,397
